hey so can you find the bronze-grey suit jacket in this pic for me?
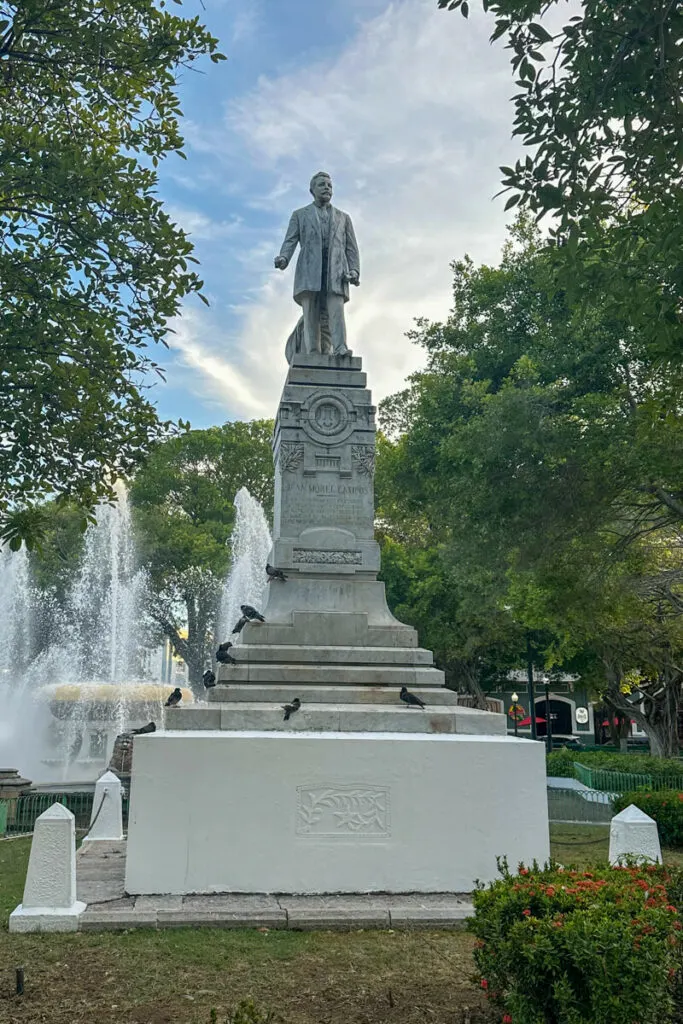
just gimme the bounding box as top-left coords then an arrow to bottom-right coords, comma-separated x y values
278,203 -> 360,304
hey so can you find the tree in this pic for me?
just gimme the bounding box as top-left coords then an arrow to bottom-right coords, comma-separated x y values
130,421 -> 274,689
379,222 -> 683,753
438,1 -> 683,362
0,0 -> 226,548
376,435 -> 528,707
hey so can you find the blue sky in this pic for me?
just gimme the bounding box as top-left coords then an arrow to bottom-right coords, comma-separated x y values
151,0 -> 520,428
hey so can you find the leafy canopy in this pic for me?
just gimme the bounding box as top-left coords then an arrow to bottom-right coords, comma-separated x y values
379,221 -> 683,751
0,0 -> 225,546
438,0 -> 683,361
130,421 -> 274,687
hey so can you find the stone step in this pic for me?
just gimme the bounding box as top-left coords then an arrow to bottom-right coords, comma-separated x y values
215,663 -> 445,688
165,701 -> 506,736
223,644 -> 434,666
207,684 -> 459,706
241,618 -> 418,649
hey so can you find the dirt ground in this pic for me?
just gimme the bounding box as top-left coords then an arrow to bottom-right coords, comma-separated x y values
0,927 -> 493,1024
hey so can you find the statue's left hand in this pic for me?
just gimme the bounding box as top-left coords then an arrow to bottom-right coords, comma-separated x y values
345,271 -> 360,286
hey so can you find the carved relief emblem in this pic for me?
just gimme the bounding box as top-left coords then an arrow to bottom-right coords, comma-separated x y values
313,399 -> 346,435
351,445 -> 375,476
296,786 -> 390,837
278,442 -> 304,472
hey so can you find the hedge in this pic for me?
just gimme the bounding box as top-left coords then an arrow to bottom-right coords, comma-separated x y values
547,749 -> 683,783
470,860 -> 683,1024
613,792 -> 683,848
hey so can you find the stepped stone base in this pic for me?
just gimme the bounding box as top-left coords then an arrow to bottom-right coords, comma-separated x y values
167,698 -> 503,735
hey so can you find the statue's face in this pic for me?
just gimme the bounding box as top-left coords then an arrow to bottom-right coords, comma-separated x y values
311,175 -> 333,205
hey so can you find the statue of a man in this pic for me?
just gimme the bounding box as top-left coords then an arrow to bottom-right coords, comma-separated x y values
274,171 -> 360,358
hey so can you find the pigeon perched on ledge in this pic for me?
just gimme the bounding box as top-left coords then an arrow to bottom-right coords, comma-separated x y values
216,642 -> 236,665
231,615 -> 248,634
400,686 -> 426,709
266,563 -> 287,582
282,697 -> 301,721
165,687 -> 182,708
240,604 -> 266,622
132,721 -> 156,735
203,670 -> 216,688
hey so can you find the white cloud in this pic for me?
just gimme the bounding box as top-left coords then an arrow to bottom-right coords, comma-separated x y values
166,205 -> 243,241
167,308 -> 270,420
168,0 -> 519,419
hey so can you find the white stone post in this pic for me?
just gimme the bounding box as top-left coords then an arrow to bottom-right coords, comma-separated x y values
609,804 -> 662,866
82,770 -> 124,843
9,803 -> 86,932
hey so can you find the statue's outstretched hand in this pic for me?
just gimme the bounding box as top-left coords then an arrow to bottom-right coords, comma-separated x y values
274,255 -> 288,270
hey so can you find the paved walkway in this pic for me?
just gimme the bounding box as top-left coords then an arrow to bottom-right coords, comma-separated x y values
76,842 -> 474,931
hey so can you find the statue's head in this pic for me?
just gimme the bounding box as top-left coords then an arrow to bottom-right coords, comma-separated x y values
310,171 -> 333,205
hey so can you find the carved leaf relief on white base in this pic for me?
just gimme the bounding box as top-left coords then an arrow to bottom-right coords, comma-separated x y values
296,785 -> 390,837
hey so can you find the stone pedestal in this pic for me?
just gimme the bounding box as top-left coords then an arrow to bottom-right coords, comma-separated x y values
9,803 -> 86,932
83,770 -> 124,843
609,804 -> 662,865
127,351 -> 549,897
125,731 -> 549,895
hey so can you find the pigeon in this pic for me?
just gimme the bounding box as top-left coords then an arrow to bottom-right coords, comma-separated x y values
203,670 -> 216,688
266,563 -> 287,583
165,687 -> 182,707
216,641 -> 236,664
232,615 -> 248,634
282,697 -> 301,721
400,686 -> 426,709
241,604 -> 266,622
132,721 -> 156,735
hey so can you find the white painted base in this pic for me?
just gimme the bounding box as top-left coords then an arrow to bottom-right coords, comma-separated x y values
125,731 -> 549,895
9,901 -> 87,933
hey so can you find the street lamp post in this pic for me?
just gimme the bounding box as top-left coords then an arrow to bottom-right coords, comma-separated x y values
526,633 -> 537,742
545,681 -> 553,753
511,692 -> 519,738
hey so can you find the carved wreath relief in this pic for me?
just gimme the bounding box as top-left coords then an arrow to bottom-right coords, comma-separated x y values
351,445 -> 375,476
296,786 -> 390,837
278,442 -> 304,472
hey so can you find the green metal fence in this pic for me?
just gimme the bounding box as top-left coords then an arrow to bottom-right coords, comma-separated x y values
1,792 -> 94,835
573,762 -> 683,794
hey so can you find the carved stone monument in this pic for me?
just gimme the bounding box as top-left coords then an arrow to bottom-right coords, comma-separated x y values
124,176 -> 549,897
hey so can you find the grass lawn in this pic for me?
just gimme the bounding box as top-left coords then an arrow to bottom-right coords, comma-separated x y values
549,824 -> 683,869
2,831 -> 681,1024
0,838 -> 492,1024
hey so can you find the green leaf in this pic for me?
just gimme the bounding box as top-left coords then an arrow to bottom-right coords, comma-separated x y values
528,23 -> 553,44
504,194 -> 521,210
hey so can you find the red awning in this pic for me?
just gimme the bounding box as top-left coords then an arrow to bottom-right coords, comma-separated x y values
519,716 -> 546,726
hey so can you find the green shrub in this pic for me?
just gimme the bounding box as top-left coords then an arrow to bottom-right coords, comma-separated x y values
576,752 -> 683,780
470,860 -> 683,1024
546,749 -> 576,777
613,792 -> 683,847
546,750 -> 683,784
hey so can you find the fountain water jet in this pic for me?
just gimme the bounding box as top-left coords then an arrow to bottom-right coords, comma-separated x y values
217,488 -> 272,645
0,485 -> 165,784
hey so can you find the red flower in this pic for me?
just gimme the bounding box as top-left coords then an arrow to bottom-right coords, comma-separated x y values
481,979 -> 489,990
522,909 -> 532,917
519,868 -> 530,876
665,905 -> 678,914
503,1016 -> 513,1023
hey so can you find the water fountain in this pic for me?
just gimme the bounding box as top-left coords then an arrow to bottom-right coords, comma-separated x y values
0,485 -> 173,785
217,487 -> 272,645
